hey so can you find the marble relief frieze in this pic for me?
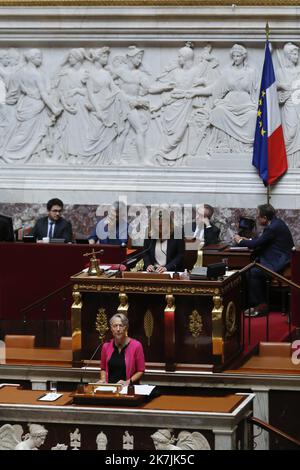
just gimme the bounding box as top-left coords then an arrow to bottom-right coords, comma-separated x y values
0,41 -> 299,170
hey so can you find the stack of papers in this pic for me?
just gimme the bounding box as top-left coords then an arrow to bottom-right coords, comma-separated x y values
94,385 -> 118,393
38,392 -> 63,402
119,385 -> 156,396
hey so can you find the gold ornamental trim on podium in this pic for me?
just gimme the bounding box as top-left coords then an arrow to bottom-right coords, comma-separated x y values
0,0 -> 298,6
211,295 -> 224,360
144,309 -> 154,347
189,309 -> 203,338
71,290 -> 82,361
75,282 -> 220,296
95,307 -> 109,344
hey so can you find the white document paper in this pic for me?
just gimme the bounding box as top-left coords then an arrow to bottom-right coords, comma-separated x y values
119,385 -> 156,396
94,386 -> 118,393
223,270 -> 237,277
38,392 -> 63,402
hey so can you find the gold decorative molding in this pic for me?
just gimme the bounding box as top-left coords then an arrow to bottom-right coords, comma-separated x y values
225,301 -> 237,338
144,309 -> 154,347
189,309 -> 203,338
95,307 -> 109,344
0,1 -> 298,6
75,282 -> 219,296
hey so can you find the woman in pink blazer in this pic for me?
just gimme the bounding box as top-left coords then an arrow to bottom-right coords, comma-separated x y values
100,313 -> 145,385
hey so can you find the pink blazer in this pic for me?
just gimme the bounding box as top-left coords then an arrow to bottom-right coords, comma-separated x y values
101,338 -> 145,382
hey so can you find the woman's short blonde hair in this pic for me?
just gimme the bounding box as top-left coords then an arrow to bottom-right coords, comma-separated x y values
109,313 -> 129,328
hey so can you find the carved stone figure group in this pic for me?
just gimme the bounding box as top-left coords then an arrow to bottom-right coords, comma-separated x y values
0,422 -> 211,450
0,42 -> 299,167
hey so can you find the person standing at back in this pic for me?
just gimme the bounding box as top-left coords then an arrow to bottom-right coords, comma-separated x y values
31,198 -> 73,242
234,204 -> 294,317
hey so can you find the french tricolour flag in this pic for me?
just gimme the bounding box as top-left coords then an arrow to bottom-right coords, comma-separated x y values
252,40 -> 288,186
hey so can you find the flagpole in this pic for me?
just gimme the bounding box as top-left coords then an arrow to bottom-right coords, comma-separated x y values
267,185 -> 271,204
266,22 -> 270,205
265,21 -> 270,40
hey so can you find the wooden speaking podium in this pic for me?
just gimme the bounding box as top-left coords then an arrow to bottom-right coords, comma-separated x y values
70,269 -> 242,372
73,382 -> 146,406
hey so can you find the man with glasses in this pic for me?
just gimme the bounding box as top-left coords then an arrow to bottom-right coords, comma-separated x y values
31,198 -> 73,242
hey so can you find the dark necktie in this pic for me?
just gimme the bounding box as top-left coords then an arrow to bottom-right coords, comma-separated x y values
49,221 -> 54,239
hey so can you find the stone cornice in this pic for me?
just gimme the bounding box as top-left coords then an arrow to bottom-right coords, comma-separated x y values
0,1 -> 299,6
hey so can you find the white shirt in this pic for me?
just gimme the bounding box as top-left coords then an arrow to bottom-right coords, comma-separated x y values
154,239 -> 168,267
193,224 -> 211,241
47,219 -> 55,238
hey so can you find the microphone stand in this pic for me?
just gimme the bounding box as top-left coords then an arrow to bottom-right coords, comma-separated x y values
77,343 -> 102,393
121,246 -> 151,269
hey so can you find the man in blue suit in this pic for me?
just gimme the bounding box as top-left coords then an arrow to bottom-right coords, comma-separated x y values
234,204 -> 294,317
31,198 -> 73,243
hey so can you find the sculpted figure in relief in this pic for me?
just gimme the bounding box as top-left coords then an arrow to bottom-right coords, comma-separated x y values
96,431 -> 108,450
277,42 -> 300,168
0,48 -> 62,163
84,47 -> 127,164
0,49 -> 22,145
53,48 -> 90,162
14,424 -> 48,450
0,422 -> 67,450
151,428 -> 211,450
198,44 -> 258,153
112,45 -> 173,164
153,42 -> 211,165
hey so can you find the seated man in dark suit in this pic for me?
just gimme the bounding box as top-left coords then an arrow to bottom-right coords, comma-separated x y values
233,204 -> 294,317
143,210 -> 185,273
188,204 -> 220,246
31,198 -> 73,242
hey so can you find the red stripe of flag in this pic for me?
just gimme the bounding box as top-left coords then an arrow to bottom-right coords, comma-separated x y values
267,125 -> 288,185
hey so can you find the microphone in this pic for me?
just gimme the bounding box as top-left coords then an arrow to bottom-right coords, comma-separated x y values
77,342 -> 102,392
123,246 -> 151,267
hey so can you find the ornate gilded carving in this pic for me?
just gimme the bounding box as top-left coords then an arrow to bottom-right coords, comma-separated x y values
131,259 -> 144,272
189,309 -> 203,338
225,301 -> 237,338
71,291 -> 82,355
118,293 -> 129,315
165,294 -> 175,312
144,309 -> 154,347
72,291 -> 82,309
212,295 -> 223,322
95,307 -> 109,344
212,295 -> 224,358
76,282 -> 218,295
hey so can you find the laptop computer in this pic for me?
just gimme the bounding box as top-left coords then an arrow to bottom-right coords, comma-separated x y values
189,267 -> 208,279
75,239 -> 89,244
